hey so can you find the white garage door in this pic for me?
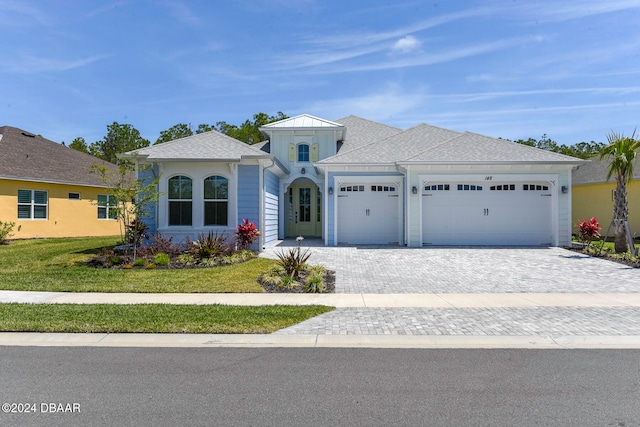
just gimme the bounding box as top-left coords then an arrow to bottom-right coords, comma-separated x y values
337,184 -> 401,244
422,182 -> 552,245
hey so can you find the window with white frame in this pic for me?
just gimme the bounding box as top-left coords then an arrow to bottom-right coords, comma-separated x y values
17,189 -> 48,219
168,175 -> 192,226
203,175 -> 228,226
297,144 -> 310,162
97,194 -> 118,219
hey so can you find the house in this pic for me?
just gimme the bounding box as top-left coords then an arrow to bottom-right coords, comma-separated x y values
0,126 -> 123,239
572,157 -> 640,238
122,114 -> 583,248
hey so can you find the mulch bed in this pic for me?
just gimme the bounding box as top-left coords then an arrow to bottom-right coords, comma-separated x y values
567,245 -> 640,268
258,269 -> 336,293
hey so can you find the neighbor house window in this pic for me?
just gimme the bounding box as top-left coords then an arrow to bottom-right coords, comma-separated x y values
204,175 -> 228,226
17,189 -> 48,219
68,192 -> 81,200
168,175 -> 192,226
97,195 -> 117,219
297,144 -> 310,162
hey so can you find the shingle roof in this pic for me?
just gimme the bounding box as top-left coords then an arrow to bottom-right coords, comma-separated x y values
123,130 -> 271,161
318,120 -> 583,165
333,115 -> 403,153
406,132 -> 582,163
572,156 -> 640,185
0,126 -> 117,187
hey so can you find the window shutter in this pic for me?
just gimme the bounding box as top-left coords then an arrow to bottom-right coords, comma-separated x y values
311,144 -> 319,162
288,144 -> 295,162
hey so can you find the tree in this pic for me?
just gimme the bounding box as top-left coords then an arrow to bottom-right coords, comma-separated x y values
154,123 -> 195,145
92,161 -> 160,258
599,130 -> 640,253
514,135 -> 605,159
216,112 -> 289,144
90,122 -> 150,164
68,137 -> 90,154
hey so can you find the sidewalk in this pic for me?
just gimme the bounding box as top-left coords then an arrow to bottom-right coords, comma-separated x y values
2,290 -> 640,349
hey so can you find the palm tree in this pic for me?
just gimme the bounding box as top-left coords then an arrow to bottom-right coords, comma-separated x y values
599,130 -> 640,253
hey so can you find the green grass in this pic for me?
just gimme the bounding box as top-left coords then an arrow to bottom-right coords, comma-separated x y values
0,236 -> 274,293
0,303 -> 334,334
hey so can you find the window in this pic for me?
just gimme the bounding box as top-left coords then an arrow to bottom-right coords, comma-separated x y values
490,184 -> 515,191
523,184 -> 549,191
17,189 -> 48,219
299,188 -> 311,222
340,185 -> 365,192
457,184 -> 482,191
168,175 -> 192,226
97,195 -> 117,219
371,185 -> 397,192
204,175 -> 228,226
68,192 -> 81,200
297,144 -> 310,162
424,184 -> 450,191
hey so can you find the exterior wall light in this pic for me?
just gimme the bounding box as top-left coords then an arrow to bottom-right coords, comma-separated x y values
412,186 -> 418,194
561,186 -> 568,194
328,187 -> 333,195
301,167 -> 306,174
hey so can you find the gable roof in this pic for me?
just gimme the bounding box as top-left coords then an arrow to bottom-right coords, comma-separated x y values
333,115 -> 403,152
572,156 -> 640,185
260,114 -> 347,141
122,130 -> 272,162
318,120 -> 583,165
0,126 -> 117,187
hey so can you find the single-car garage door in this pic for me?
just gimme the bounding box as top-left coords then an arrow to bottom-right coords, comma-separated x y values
337,184 -> 401,244
422,181 -> 552,245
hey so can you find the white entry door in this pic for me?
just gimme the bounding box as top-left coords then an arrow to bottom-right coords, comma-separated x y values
337,183 -> 401,244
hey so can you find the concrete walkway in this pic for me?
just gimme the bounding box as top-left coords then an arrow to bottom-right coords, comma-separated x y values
2,290 -> 640,349
1,245 -> 638,349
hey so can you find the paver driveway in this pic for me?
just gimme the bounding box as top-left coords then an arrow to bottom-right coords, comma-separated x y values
260,243 -> 639,293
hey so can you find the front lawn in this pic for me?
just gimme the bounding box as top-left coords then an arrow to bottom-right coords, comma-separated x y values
0,303 -> 334,333
0,236 -> 274,293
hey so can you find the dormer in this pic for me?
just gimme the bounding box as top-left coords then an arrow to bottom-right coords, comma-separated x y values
259,114 -> 346,174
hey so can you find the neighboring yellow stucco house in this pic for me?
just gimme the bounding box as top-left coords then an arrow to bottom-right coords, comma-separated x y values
572,157 -> 640,238
0,126 -> 123,239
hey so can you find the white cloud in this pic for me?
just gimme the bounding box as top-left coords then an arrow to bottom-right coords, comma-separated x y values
391,36 -> 421,54
0,54 -> 110,73
303,84 -> 427,121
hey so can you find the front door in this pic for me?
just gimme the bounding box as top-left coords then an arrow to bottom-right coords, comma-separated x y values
286,180 -> 321,237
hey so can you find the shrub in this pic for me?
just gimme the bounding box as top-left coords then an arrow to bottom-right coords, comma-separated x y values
235,219 -> 261,250
108,255 -> 123,266
0,221 -> 15,245
148,234 -> 184,256
191,231 -> 226,259
146,263 -> 156,269
577,217 -> 601,246
177,253 -> 196,266
122,264 -> 133,269
133,258 -> 146,267
276,247 -> 311,278
125,219 -> 148,246
304,273 -> 325,293
154,253 -> 170,266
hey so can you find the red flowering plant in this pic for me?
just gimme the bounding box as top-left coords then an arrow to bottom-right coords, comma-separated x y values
235,219 -> 261,250
577,217 -> 601,247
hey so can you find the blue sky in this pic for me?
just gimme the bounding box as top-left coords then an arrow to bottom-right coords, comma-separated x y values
2,0 -> 640,146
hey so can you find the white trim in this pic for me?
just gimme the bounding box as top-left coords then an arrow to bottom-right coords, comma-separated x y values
332,175 -> 404,245
417,173 -> 559,246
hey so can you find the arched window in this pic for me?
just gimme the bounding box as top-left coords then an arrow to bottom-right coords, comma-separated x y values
204,175 -> 228,226
297,144 -> 310,162
168,175 -> 192,226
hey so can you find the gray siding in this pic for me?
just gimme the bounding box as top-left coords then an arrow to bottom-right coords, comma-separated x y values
237,165 -> 260,226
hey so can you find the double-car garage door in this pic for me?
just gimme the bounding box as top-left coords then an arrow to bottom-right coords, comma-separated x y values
422,181 -> 553,246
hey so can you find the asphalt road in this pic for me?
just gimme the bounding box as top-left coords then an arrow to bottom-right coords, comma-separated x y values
1,347 -> 639,426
